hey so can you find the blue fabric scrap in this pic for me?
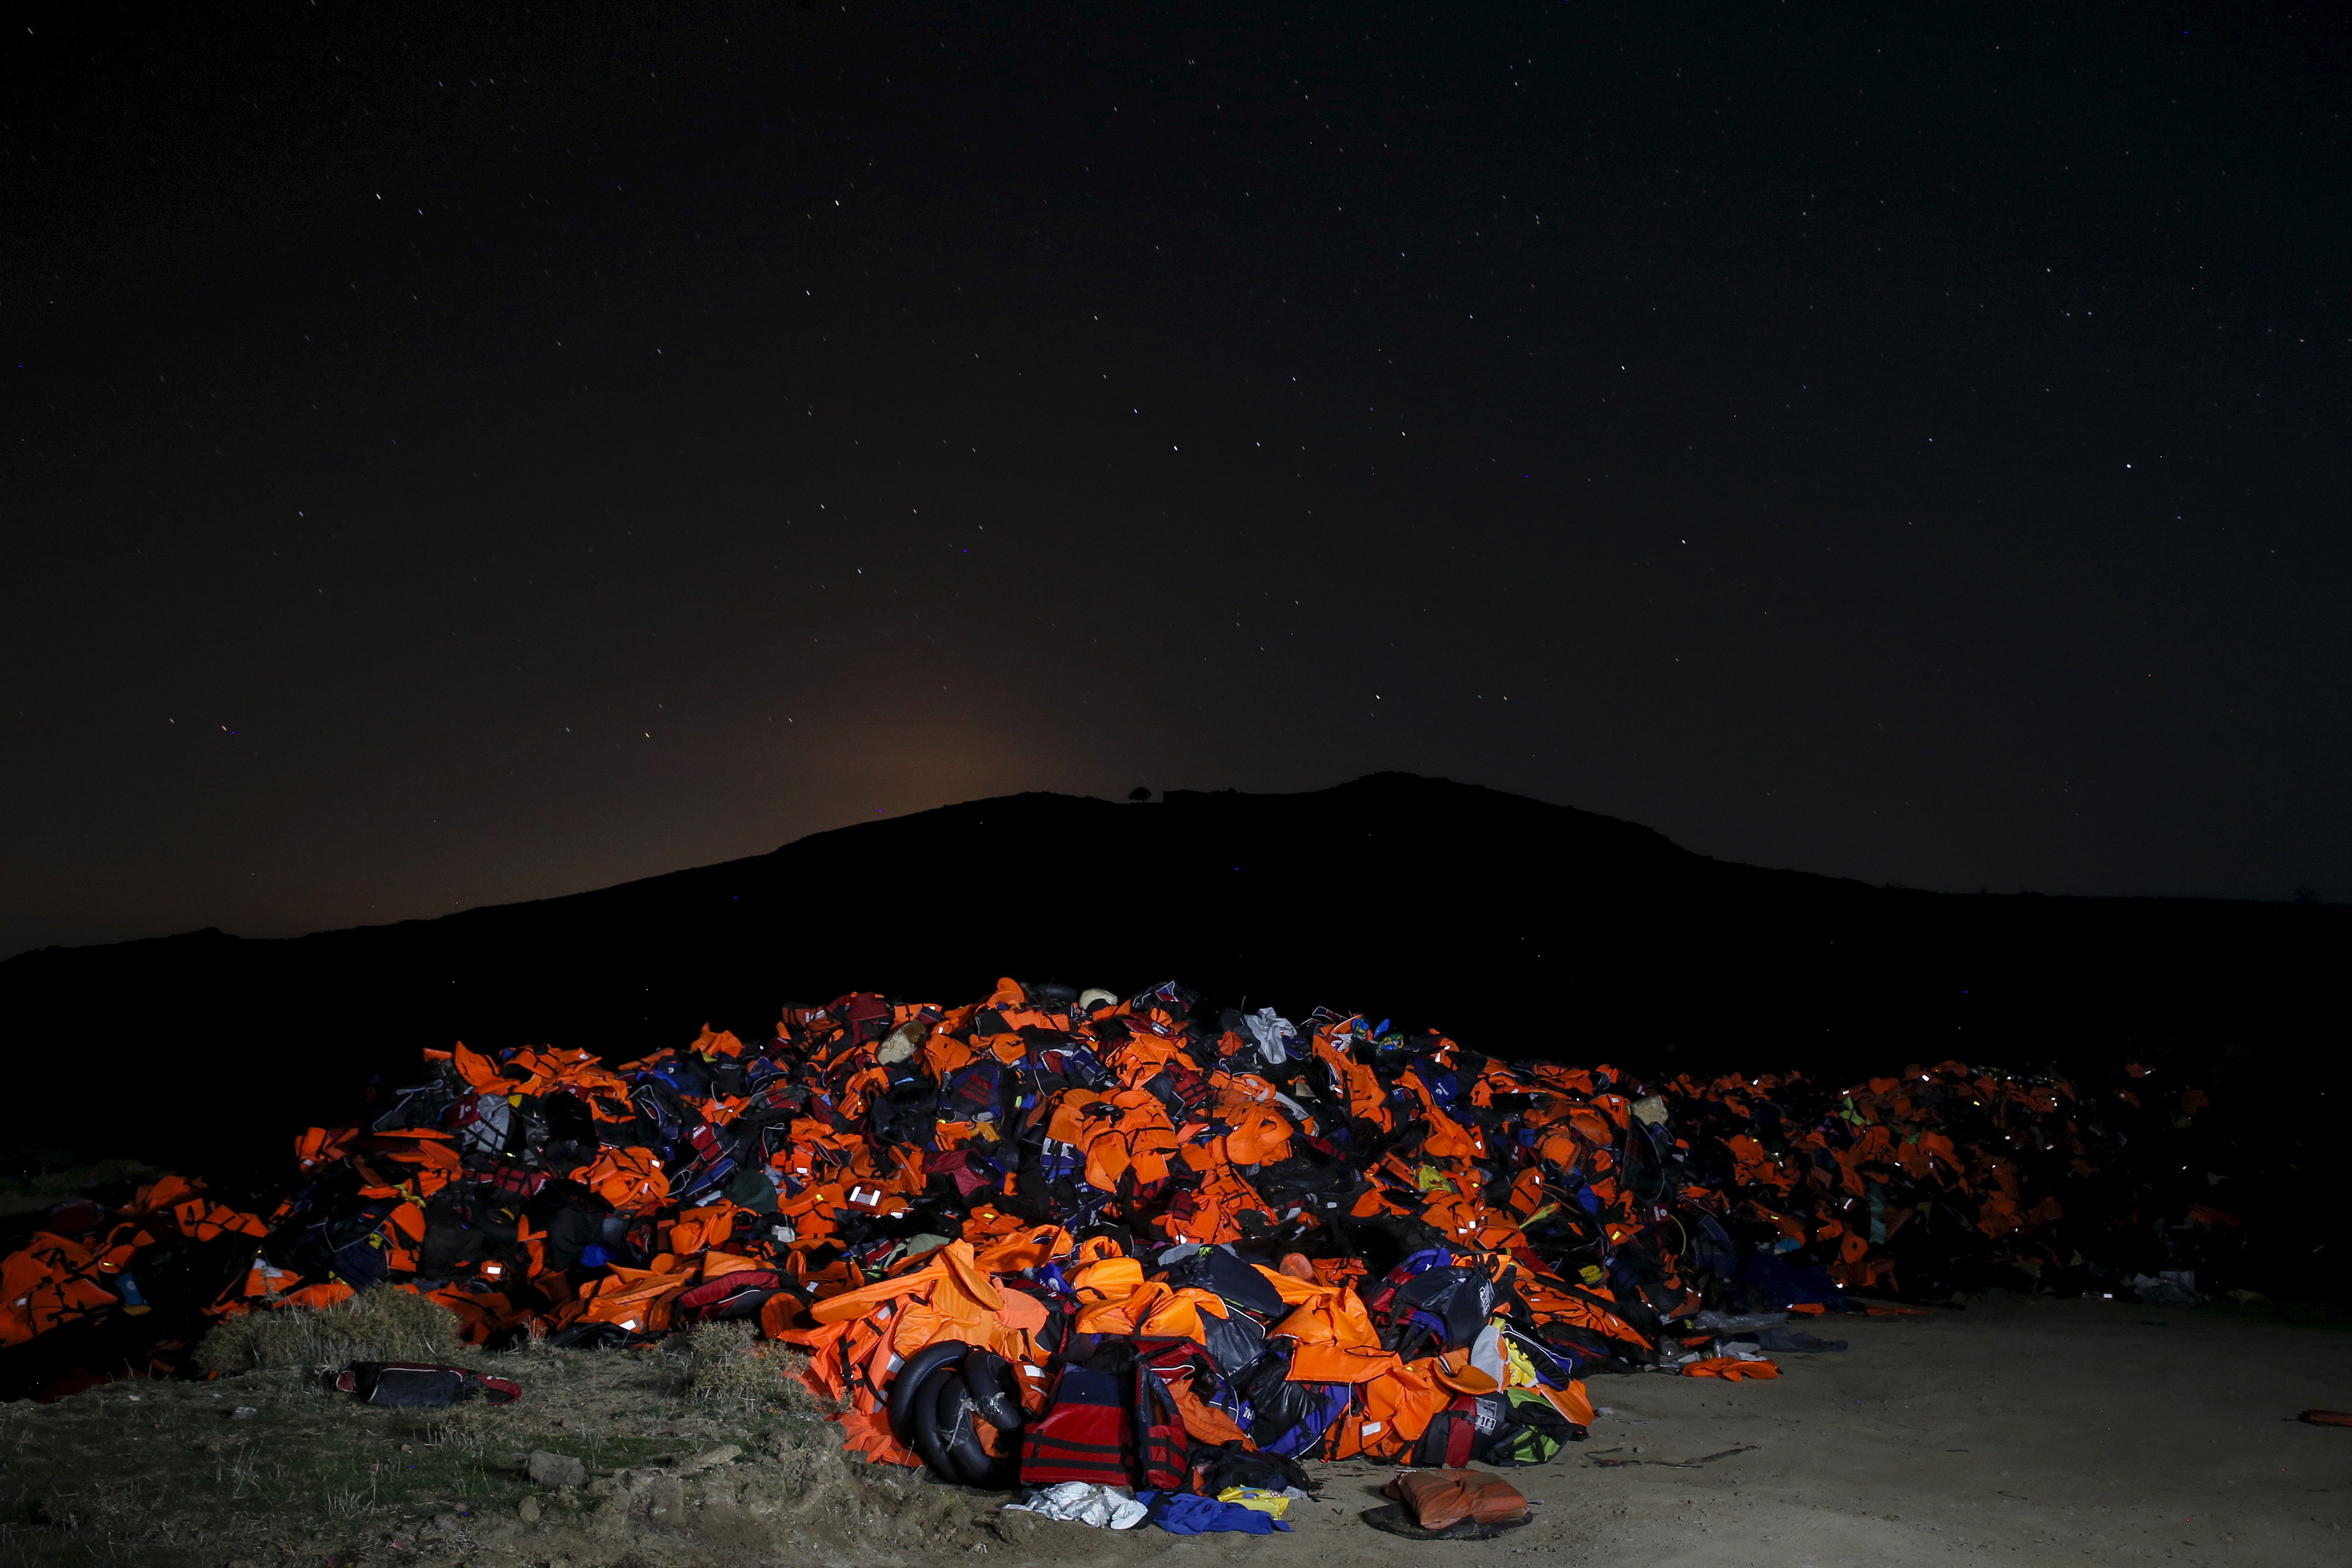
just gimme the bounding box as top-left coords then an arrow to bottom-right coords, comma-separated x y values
1137,1492 -> 1291,1535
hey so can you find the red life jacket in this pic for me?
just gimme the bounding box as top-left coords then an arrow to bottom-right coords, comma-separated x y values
1413,1393 -> 1490,1469
1130,1338 -> 1195,1491
1019,1364 -> 1133,1486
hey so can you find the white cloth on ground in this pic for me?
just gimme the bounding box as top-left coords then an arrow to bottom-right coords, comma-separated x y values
1003,1482 -> 1148,1530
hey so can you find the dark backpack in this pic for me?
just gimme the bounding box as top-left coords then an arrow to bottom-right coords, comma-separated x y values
1478,1387 -> 1581,1467
1412,1392 -> 1500,1468
335,1362 -> 522,1409
1158,1246 -> 1286,1321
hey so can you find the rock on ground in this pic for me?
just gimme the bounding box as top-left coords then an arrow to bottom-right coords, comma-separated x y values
529,1449 -> 587,1487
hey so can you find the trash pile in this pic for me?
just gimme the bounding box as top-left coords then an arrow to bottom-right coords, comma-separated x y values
2,975 -> 2220,1501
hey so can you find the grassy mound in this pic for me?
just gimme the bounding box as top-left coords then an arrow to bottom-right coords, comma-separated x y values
0,1336 -> 933,1567
680,1319 -> 826,1417
192,1286 -> 464,1375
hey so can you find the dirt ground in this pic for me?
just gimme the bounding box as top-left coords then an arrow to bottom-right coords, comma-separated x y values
3,1297 -> 2347,1567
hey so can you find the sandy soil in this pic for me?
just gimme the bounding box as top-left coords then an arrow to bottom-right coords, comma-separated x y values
1218,1299 -> 2352,1568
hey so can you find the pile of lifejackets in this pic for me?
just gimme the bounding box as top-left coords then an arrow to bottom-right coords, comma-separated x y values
1,975 -> 2216,1477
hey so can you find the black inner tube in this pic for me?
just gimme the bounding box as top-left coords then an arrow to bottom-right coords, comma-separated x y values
906,1362 -> 964,1481
960,1345 -> 1026,1432
932,1368 -> 1023,1489
933,1370 -> 995,1483
887,1338 -> 968,1446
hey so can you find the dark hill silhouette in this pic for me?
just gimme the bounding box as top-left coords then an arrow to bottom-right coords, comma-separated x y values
5,773 -> 2343,1173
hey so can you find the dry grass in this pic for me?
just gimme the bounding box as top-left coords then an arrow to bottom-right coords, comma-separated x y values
682,1319 -> 827,1417
191,1284 -> 462,1375
420,1389 -> 514,1457
0,1332 -> 885,1568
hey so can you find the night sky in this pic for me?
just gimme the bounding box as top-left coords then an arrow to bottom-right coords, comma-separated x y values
7,2 -> 2346,959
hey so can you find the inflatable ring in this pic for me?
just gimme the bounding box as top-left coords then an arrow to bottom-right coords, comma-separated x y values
906,1362 -> 965,1481
960,1346 -> 1027,1434
932,1370 -> 1021,1489
932,1371 -> 991,1483
888,1339 -> 969,1446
